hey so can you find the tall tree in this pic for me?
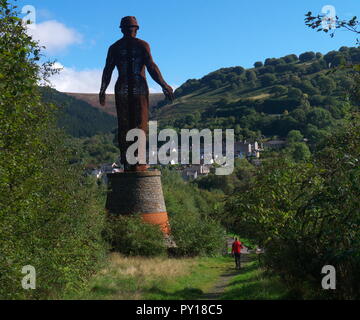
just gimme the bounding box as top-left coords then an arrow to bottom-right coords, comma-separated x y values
0,0 -> 106,299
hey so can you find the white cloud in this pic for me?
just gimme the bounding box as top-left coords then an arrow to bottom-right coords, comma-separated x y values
49,63 -> 178,94
49,63 -> 111,93
27,20 -> 83,53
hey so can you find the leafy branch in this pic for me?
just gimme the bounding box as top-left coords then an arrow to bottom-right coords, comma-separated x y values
305,11 -> 359,45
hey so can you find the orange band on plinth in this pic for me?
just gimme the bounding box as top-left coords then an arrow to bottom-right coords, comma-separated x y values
141,212 -> 170,235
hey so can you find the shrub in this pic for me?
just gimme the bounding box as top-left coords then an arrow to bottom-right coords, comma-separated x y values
246,70 -> 257,81
103,215 -> 167,257
288,88 -> 303,100
288,142 -> 311,162
283,54 -> 298,63
261,73 -> 277,86
271,85 -> 288,96
170,212 -> 226,257
161,170 -> 226,257
287,130 -> 304,143
265,58 -> 285,66
299,51 -> 316,62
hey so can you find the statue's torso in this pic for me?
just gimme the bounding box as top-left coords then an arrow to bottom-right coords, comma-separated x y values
110,38 -> 149,95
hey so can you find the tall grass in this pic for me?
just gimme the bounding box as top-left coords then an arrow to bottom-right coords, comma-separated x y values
68,253 -> 229,300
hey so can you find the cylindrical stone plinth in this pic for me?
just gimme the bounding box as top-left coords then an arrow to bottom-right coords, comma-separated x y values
105,170 -> 170,234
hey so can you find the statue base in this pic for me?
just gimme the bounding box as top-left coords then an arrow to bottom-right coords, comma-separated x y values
105,170 -> 170,234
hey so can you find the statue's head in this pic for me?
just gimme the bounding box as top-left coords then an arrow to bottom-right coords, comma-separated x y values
120,16 -> 139,38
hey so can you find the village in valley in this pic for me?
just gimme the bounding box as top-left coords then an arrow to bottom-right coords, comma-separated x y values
90,138 -> 287,182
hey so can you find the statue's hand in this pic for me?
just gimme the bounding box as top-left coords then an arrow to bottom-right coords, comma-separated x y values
99,91 -> 106,106
162,84 -> 175,102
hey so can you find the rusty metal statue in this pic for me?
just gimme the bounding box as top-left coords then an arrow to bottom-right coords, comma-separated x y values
99,16 -> 174,171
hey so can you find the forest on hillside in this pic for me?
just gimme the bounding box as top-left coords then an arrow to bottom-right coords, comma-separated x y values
40,86 -> 117,138
154,47 -> 359,143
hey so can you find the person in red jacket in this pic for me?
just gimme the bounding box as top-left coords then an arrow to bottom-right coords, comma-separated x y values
232,238 -> 244,270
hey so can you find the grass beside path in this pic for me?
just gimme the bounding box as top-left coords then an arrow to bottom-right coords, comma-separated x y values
220,256 -> 290,300
67,253 -> 230,300
66,253 -> 289,300
143,255 -> 230,300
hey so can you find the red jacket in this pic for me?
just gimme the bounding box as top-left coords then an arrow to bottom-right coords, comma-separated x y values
232,241 -> 243,254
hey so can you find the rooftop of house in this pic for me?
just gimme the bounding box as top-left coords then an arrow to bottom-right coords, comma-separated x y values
264,140 -> 286,145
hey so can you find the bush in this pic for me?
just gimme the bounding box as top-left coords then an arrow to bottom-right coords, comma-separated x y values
299,51 -> 316,62
265,58 -> 285,66
271,85 -> 288,96
103,215 -> 167,257
161,170 -> 226,256
288,142 -> 311,162
261,73 -> 277,86
287,130 -> 304,143
162,169 -> 223,220
170,212 -> 226,257
283,54 -> 298,63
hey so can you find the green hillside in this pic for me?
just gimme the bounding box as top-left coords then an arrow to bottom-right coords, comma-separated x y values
153,47 -> 360,141
40,87 -> 117,138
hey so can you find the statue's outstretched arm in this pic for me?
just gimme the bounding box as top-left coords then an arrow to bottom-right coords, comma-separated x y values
144,43 -> 174,102
99,47 -> 115,105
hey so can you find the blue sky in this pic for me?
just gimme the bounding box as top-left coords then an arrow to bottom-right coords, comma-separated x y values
21,0 -> 360,93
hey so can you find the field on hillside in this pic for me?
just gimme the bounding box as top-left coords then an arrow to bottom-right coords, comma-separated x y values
152,47 -> 359,141
66,92 -> 165,117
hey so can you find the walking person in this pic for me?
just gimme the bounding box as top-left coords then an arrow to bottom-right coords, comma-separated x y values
232,238 -> 243,270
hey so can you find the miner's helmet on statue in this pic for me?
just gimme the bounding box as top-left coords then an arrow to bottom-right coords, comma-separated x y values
120,16 -> 139,29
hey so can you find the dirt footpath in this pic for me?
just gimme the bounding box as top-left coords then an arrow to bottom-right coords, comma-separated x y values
201,238 -> 251,300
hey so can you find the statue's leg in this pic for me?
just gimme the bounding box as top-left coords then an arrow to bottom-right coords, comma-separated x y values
115,91 -> 149,171
135,94 -> 149,136
115,93 -> 129,167
130,94 -> 149,171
